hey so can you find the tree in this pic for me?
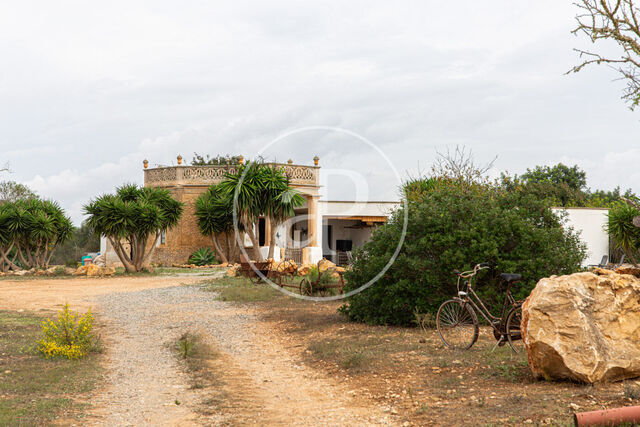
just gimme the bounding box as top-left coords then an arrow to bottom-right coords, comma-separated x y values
0,181 -> 37,204
607,201 -> 640,264
569,0 -> 640,108
260,166 -> 305,260
194,184 -> 239,264
50,222 -> 101,266
0,198 -> 73,271
84,184 -> 183,272
213,162 -> 303,261
520,163 -> 587,191
340,179 -> 586,326
191,153 -> 243,166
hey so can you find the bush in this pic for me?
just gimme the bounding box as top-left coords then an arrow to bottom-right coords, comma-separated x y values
188,247 -> 217,266
38,304 -> 96,359
340,179 -> 586,326
607,201 -> 640,265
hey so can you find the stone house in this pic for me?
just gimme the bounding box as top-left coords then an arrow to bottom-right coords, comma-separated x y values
101,156 -> 399,266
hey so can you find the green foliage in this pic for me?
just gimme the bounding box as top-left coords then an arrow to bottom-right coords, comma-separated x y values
38,304 -> 96,360
50,221 -> 100,266
607,201 -> 640,265
501,163 -> 636,208
0,198 -> 73,271
188,247 -> 217,266
84,184 -> 183,272
0,181 -> 37,204
194,184 -> 237,263
176,332 -> 197,359
191,153 -> 243,165
340,179 -> 586,326
199,162 -> 304,261
306,266 -> 333,285
520,163 -> 587,191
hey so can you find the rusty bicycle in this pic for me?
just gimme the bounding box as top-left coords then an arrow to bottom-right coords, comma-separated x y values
436,262 -> 524,353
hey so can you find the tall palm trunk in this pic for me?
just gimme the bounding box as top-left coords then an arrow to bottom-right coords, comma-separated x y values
267,216 -> 277,260
212,234 -> 228,264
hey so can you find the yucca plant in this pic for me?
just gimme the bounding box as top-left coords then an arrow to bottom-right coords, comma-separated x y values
607,201 -> 640,266
0,198 -> 72,271
188,247 -> 216,266
215,162 -> 304,261
84,184 -> 184,272
194,184 -> 239,264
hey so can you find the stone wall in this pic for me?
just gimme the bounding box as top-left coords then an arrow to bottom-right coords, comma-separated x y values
151,186 -> 212,266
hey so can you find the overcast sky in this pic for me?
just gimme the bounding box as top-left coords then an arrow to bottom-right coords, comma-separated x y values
1,1 -> 639,224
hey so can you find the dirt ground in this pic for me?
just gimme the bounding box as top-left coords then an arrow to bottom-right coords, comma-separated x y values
0,273 -> 218,312
1,274 -> 638,426
0,274 -> 394,426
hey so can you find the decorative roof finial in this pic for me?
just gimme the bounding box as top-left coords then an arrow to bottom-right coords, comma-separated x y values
143,159 -> 149,169
238,155 -> 244,165
313,155 -> 319,166
177,155 -> 183,165
287,159 -> 293,164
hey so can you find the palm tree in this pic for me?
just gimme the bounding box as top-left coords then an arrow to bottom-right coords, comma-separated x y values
84,184 -> 183,272
261,165 -> 305,260
608,199 -> 640,266
216,162 -> 304,262
194,184 -> 243,264
0,198 -> 72,270
217,163 -> 266,261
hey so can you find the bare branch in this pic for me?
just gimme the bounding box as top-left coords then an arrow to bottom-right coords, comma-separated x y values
570,0 -> 640,108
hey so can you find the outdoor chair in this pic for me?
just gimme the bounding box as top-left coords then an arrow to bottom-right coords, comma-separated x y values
613,254 -> 626,269
587,255 -> 608,269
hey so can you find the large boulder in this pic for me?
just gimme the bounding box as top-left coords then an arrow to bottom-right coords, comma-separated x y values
522,270 -> 640,383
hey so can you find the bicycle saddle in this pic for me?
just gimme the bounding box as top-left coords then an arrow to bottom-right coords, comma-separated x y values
500,273 -> 521,282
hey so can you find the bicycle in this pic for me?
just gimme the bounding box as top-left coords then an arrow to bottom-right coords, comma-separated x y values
436,262 -> 524,353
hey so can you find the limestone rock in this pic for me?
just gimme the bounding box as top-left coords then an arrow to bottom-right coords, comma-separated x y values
522,271 -> 640,383
317,258 -> 336,273
73,265 -> 87,276
226,264 -> 240,277
297,263 -> 314,276
85,264 -> 102,277
615,264 -> 640,278
101,266 -> 116,276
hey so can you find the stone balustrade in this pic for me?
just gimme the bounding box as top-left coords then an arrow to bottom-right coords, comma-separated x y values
144,163 -> 319,188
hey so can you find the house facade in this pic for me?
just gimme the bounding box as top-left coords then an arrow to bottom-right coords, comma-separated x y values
101,156 -> 399,266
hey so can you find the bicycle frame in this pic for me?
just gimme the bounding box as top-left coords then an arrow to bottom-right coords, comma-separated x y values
455,266 -> 519,333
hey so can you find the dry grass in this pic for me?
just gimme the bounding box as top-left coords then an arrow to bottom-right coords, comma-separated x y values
253,296 -> 636,426
0,310 -> 102,425
205,276 -> 283,303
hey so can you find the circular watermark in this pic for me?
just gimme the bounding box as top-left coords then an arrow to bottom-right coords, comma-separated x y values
232,126 -> 409,301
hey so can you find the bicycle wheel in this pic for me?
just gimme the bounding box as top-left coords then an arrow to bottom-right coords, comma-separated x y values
436,300 -> 479,350
505,305 -> 524,354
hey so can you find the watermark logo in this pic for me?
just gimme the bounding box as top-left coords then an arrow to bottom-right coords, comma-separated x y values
232,126 -> 409,301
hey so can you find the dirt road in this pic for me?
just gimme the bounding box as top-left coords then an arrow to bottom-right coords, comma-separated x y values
0,275 -> 393,426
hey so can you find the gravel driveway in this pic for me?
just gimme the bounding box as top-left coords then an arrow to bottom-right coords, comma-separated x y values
88,279 -> 392,426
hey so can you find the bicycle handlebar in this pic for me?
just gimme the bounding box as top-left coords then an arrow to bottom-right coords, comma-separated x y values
454,262 -> 489,278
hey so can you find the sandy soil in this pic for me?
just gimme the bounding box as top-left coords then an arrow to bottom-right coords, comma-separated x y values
1,275 -> 392,426
0,274 -> 218,312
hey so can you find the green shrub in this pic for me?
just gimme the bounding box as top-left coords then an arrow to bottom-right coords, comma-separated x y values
306,266 -> 334,285
188,247 -> 217,266
340,179 -> 586,326
38,303 -> 96,359
607,201 -> 640,265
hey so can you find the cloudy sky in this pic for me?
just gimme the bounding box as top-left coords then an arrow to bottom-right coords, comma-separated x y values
1,1 -> 639,224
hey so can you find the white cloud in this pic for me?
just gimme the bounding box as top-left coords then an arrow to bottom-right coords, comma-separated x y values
1,1 -> 639,224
